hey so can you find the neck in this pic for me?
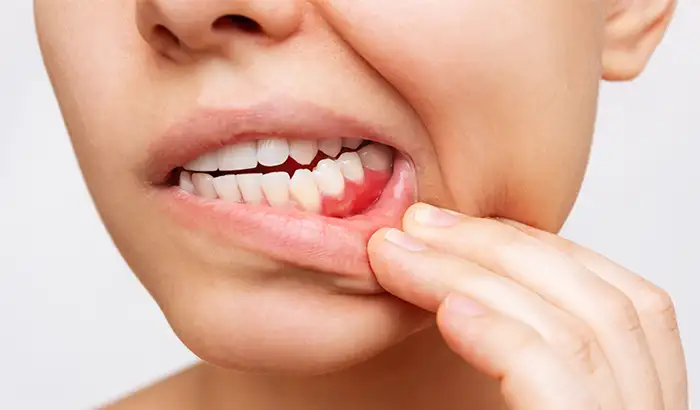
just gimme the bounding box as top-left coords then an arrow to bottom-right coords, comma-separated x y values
199,326 -> 505,410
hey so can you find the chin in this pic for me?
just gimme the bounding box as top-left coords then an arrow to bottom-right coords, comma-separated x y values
154,274 -> 429,374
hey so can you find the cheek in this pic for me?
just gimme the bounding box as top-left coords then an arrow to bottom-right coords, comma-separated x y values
323,0 -> 606,229
36,0 -> 155,185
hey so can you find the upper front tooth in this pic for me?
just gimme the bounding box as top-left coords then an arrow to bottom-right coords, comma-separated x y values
313,159 -> 345,198
337,152 -> 364,183
191,173 -> 218,199
218,141 -> 258,171
342,138 -> 363,150
237,173 -> 264,204
261,172 -> 291,207
289,140 -> 318,165
184,151 -> 218,172
257,138 -> 290,167
318,138 -> 342,158
358,143 -> 393,171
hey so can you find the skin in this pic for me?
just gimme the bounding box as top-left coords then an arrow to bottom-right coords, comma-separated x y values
33,0 -> 684,409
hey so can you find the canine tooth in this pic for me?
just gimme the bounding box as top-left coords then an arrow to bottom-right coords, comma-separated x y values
358,143 -> 393,171
237,174 -> 264,204
179,171 -> 195,193
212,175 -> 242,203
342,138 -> 363,150
261,172 -> 291,207
318,138 -> 342,158
217,141 -> 258,171
191,173 -> 218,199
289,140 -> 318,165
257,138 -> 290,167
184,151 -> 218,172
337,152 -> 364,183
290,169 -> 321,213
313,159 -> 345,198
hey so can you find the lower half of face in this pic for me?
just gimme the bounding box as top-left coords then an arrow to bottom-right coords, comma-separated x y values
35,0 -> 603,373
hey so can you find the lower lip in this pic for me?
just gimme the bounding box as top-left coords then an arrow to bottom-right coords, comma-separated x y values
153,155 -> 416,293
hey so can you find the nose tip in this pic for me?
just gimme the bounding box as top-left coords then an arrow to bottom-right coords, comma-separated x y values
137,0 -> 303,55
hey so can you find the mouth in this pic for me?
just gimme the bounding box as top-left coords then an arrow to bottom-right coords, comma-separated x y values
146,102 -> 416,293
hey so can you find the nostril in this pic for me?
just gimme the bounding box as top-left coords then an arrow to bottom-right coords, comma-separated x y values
213,15 -> 262,34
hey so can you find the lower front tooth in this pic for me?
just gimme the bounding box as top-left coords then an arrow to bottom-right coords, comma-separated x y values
179,171 -> 195,194
261,172 -> 291,207
237,174 -> 264,204
290,169 -> 321,213
212,175 -> 242,203
313,159 -> 345,198
191,173 -> 218,199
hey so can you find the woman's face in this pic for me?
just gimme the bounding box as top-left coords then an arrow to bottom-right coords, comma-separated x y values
36,0 -> 606,373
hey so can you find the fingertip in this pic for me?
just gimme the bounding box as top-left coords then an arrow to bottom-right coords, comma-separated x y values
367,227 -> 394,254
443,293 -> 489,318
401,202 -> 428,228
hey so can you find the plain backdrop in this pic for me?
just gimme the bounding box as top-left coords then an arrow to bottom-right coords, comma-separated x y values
1,1 -> 698,409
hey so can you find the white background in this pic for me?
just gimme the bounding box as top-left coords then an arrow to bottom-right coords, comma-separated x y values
1,1 -> 698,409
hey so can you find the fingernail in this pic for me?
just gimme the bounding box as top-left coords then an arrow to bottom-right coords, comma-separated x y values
444,293 -> 487,317
413,204 -> 461,227
384,228 -> 426,252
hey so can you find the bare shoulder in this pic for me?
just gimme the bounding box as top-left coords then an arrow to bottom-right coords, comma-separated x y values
100,364 -> 203,410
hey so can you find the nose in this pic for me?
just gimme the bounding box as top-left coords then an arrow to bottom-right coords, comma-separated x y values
136,0 -> 303,56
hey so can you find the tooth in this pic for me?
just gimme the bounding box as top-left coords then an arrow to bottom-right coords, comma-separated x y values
237,174 -> 264,204
217,141 -> 258,171
358,144 -> 393,171
290,169 -> 322,213
261,172 -> 291,207
212,175 -> 242,203
179,170 -> 195,193
318,138 -> 342,158
313,159 -> 345,198
342,138 -> 363,150
257,138 -> 290,167
191,173 -> 218,199
184,151 -> 218,172
337,152 -> 364,183
289,140 -> 318,165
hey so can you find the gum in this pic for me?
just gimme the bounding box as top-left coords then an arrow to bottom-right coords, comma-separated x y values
321,168 -> 391,218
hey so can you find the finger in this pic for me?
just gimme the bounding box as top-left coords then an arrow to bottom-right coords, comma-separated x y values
501,219 -> 689,410
401,203 -> 663,410
437,293 -> 599,410
368,228 -> 622,409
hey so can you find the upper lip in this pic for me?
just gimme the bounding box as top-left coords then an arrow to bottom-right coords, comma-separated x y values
144,99 -> 402,184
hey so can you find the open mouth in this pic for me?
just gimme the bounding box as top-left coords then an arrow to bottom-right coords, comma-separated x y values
172,138 -> 394,218
147,103 -> 416,293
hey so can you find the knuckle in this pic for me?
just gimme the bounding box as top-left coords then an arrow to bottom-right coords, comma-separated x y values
636,284 -> 675,315
551,321 -> 600,374
598,291 -> 643,334
486,218 -> 533,248
635,284 -> 679,332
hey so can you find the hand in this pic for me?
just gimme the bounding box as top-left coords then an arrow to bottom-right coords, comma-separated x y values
368,203 -> 688,410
